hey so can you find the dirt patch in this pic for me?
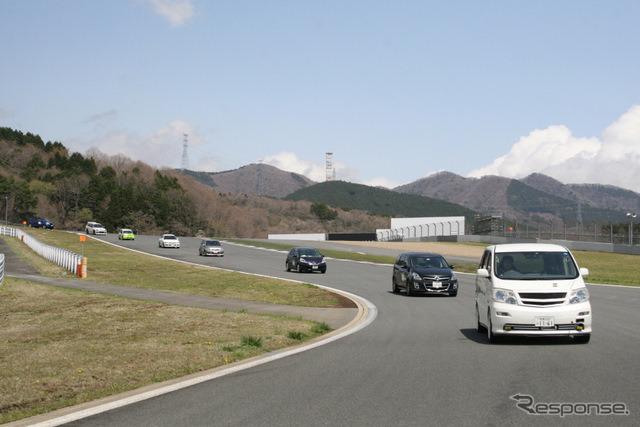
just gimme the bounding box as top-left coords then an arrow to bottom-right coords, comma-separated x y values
336,241 -> 485,259
332,292 -> 358,308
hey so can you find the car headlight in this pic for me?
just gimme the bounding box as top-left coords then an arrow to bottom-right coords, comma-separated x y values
410,272 -> 422,281
299,258 -> 309,264
569,288 -> 589,304
493,288 -> 517,305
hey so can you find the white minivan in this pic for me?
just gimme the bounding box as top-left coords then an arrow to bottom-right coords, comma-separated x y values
475,243 -> 591,343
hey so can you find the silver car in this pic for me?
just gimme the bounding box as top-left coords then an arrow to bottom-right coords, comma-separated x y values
199,239 -> 224,256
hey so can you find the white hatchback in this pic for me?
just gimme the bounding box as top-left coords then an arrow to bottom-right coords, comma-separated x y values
475,243 -> 591,343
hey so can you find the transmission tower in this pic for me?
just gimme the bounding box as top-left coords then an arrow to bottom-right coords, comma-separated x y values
181,134 -> 189,171
326,152 -> 335,181
256,161 -> 264,195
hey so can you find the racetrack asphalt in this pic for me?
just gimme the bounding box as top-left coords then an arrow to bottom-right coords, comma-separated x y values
0,238 -> 361,330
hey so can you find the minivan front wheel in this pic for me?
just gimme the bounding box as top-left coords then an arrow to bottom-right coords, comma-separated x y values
573,334 -> 591,344
476,304 -> 486,333
487,310 -> 500,343
406,281 -> 413,296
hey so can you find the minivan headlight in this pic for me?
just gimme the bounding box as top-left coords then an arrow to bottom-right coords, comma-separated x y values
569,288 -> 590,304
493,288 -> 517,305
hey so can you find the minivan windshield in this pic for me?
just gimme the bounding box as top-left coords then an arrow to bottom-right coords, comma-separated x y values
495,251 -> 579,280
410,256 -> 448,269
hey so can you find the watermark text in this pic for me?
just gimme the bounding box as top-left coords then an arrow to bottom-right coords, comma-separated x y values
511,394 -> 630,417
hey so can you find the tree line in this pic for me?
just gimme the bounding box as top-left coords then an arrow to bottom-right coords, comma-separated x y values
0,127 -> 390,237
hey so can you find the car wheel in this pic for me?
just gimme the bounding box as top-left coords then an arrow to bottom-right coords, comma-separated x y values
297,263 -> 303,273
573,334 -> 591,344
392,277 -> 400,294
406,280 -> 413,296
476,304 -> 487,333
321,268 -> 326,274
286,262 -> 291,272
487,310 -> 499,343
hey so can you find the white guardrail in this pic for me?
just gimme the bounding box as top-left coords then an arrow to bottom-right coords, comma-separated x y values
0,253 -> 4,286
0,226 -> 85,279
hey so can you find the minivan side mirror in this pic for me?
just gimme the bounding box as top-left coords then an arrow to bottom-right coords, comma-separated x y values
477,268 -> 490,278
580,267 -> 589,277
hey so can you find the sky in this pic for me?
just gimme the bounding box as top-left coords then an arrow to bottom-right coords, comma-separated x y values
2,1 -> 640,193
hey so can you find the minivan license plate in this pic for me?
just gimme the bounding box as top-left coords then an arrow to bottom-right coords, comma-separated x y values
432,281 -> 442,288
535,317 -> 555,327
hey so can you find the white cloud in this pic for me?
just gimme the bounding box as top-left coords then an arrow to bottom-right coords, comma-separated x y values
362,177 -> 400,189
468,105 -> 640,192
261,152 -> 360,184
141,0 -> 194,28
261,152 -> 326,182
74,119 -> 202,169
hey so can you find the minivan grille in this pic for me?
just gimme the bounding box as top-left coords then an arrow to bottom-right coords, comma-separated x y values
517,292 -> 567,306
422,276 -> 451,286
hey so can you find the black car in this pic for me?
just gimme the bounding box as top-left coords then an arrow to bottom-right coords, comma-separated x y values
27,217 -> 54,229
392,252 -> 457,296
285,247 -> 327,273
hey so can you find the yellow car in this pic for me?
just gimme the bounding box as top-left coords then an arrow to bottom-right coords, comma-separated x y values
118,228 -> 135,240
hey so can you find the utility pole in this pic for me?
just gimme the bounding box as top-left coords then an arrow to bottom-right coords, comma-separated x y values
627,212 -> 636,245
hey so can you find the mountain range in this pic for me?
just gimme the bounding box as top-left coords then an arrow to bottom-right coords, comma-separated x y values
188,165 -> 640,225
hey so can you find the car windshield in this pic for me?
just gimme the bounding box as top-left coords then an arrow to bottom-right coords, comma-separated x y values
206,241 -> 220,246
122,229 -> 132,233
299,248 -> 321,257
95,223 -> 104,228
495,251 -> 579,280
164,235 -> 177,239
410,256 -> 448,269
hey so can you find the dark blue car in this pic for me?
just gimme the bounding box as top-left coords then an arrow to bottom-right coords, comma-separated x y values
285,247 -> 327,273
27,217 -> 54,229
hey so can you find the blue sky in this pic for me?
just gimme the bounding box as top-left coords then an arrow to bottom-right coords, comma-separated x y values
2,1 -> 640,192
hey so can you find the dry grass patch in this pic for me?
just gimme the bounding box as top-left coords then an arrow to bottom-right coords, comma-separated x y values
0,279 -> 329,423
6,230 -> 345,307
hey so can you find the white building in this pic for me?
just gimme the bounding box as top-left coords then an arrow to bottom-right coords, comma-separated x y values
377,216 -> 465,242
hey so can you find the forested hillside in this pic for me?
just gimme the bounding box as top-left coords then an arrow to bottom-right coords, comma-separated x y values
285,180 -> 479,219
0,128 -> 389,237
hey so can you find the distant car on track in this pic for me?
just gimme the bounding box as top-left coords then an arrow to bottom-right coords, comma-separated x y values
199,239 -> 224,256
159,234 -> 180,248
392,252 -> 458,296
285,247 -> 327,273
118,228 -> 135,240
85,221 -> 107,235
27,217 -> 54,229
